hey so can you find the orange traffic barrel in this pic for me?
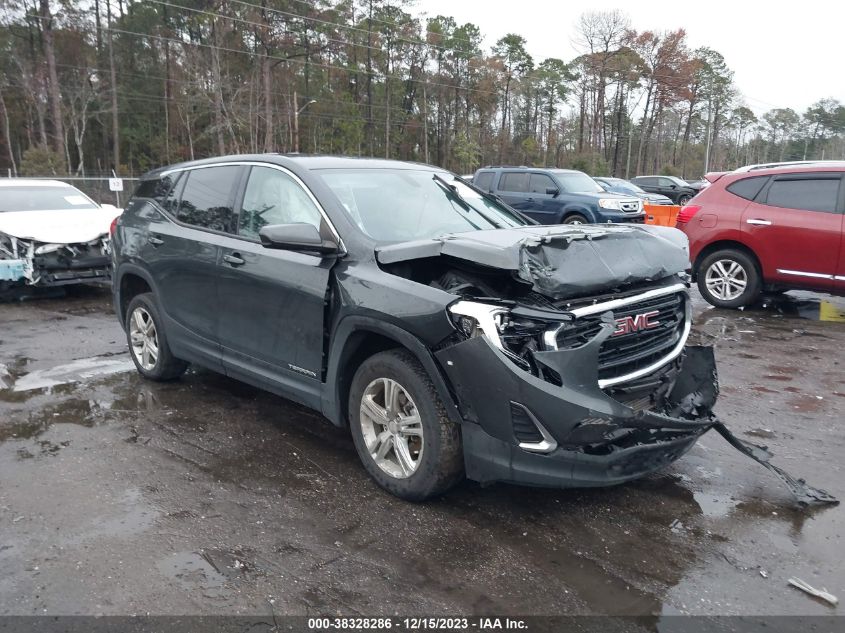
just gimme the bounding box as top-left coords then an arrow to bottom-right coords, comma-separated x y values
643,204 -> 680,226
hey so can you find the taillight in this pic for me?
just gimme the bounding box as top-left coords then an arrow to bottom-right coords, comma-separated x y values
676,204 -> 702,225
109,216 -> 119,236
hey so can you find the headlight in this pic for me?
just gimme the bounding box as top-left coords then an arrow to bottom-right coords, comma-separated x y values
448,301 -> 508,349
598,198 -> 622,210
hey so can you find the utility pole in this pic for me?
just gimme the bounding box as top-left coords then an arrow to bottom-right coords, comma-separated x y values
293,91 -> 317,153
703,95 -> 713,174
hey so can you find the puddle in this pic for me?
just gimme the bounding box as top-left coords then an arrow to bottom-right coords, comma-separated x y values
157,551 -> 229,598
693,491 -> 739,518
761,294 -> 845,322
9,356 -> 134,392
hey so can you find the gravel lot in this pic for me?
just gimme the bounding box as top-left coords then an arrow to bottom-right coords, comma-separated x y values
1,286 -> 843,618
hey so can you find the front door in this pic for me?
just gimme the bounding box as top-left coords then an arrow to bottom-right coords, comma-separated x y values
215,164 -> 335,408
741,172 -> 843,290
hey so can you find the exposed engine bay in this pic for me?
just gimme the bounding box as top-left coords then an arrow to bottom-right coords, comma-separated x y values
0,233 -> 111,289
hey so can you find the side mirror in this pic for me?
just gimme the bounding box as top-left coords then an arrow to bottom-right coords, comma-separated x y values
545,187 -> 560,197
259,223 -> 338,255
670,184 -> 677,189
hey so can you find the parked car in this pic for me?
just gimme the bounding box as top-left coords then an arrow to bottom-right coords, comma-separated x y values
684,178 -> 708,192
594,176 -> 674,205
677,161 -> 845,308
472,166 -> 644,224
630,175 -> 697,206
0,179 -> 121,291
112,154 -> 720,501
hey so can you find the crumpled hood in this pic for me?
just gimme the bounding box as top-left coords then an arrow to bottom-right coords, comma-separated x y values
0,208 -> 122,244
377,224 -> 691,300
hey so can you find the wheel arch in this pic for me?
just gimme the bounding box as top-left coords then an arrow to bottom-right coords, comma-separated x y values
692,240 -> 762,281
114,264 -> 159,326
559,205 -> 595,223
323,317 -> 462,429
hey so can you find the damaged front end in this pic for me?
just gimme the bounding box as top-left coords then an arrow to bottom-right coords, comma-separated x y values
379,224 -> 837,506
0,233 -> 112,289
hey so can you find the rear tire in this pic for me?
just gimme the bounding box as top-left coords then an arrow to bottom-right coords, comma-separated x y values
348,349 -> 463,501
697,249 -> 761,309
125,293 -> 188,381
562,213 -> 589,225
677,194 -> 692,206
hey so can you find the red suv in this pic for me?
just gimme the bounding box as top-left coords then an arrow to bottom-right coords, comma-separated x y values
677,162 -> 845,308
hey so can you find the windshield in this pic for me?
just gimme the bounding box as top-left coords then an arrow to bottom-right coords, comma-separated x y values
552,171 -> 604,193
0,185 -> 98,212
317,169 -> 526,242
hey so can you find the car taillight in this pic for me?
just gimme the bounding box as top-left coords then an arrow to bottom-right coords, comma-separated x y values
676,204 -> 702,225
109,216 -> 119,236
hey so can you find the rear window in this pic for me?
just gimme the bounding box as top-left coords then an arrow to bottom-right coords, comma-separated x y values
474,172 -> 493,191
726,176 -> 768,201
764,177 -> 840,213
499,172 -> 529,193
176,166 -> 241,231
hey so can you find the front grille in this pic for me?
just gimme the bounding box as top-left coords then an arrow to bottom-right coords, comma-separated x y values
555,291 -> 686,382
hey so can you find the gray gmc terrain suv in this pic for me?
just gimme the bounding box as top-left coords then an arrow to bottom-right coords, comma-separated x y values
110,155 -> 738,501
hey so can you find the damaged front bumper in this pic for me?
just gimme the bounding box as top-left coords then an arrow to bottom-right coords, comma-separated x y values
436,319 -> 838,506
436,318 -> 716,488
0,234 -> 111,288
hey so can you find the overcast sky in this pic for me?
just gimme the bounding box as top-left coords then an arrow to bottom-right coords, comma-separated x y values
413,0 -> 845,116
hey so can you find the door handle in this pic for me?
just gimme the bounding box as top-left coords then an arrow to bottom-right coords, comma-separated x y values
223,253 -> 245,267
746,219 -> 773,226
147,235 -> 164,246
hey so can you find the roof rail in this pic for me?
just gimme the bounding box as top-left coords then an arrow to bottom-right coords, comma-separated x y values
482,165 -> 530,169
735,160 -> 845,173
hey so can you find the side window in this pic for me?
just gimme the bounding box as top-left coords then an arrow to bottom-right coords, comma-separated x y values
134,173 -> 181,212
657,177 -> 675,187
499,172 -> 529,193
529,173 -> 556,194
635,177 -> 653,187
726,176 -> 768,201
474,171 -> 493,191
177,166 -> 240,232
161,172 -> 184,215
238,166 -> 323,240
764,177 -> 840,213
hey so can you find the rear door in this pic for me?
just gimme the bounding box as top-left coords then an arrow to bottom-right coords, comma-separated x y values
633,177 -> 658,194
496,172 -> 546,220
214,164 -> 337,408
741,172 -> 842,290
141,164 -> 243,368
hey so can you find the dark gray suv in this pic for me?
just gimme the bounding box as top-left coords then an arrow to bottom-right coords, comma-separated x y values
111,154 -> 725,501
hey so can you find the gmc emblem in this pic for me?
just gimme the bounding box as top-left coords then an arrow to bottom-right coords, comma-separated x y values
613,310 -> 660,337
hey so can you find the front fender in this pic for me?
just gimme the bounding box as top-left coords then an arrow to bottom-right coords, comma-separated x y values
322,316 -> 462,428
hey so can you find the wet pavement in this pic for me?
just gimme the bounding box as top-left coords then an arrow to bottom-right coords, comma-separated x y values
0,286 -> 843,617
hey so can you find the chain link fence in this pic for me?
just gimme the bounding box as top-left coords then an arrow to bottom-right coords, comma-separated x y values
0,176 -> 140,206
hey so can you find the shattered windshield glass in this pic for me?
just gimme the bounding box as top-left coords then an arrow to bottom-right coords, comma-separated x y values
0,186 -> 99,212
317,169 -> 526,242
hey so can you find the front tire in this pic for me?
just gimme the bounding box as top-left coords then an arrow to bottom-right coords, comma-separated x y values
697,249 -> 761,308
562,213 -> 589,225
678,194 -> 692,206
125,293 -> 188,381
348,349 -> 463,501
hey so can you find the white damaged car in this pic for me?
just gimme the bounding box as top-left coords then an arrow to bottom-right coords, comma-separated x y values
0,179 -> 121,291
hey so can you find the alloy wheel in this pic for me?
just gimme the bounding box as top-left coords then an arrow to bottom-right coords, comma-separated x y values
129,307 -> 160,371
359,378 -> 424,479
704,259 -> 748,301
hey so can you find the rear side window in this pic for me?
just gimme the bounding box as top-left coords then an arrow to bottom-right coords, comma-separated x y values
726,176 -> 768,201
474,172 -> 493,191
499,172 -> 529,193
634,177 -> 654,186
176,166 -> 241,231
764,177 -> 840,213
529,173 -> 556,194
